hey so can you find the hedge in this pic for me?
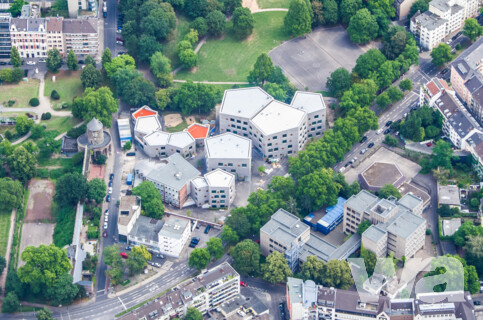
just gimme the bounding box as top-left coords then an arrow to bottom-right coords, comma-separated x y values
53,206 -> 76,247
29,98 -> 39,107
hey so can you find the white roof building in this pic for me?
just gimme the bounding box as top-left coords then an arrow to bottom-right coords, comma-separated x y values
220,87 -> 273,119
143,130 -> 170,147
251,101 -> 307,136
168,132 -> 195,150
134,115 -> 161,139
204,168 -> 235,188
291,91 -> 326,114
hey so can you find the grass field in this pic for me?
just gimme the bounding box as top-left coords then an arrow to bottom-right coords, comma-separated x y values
175,11 -> 289,82
164,14 -> 191,69
41,116 -> 81,135
0,79 -> 40,108
44,70 -> 84,109
258,0 -> 290,8
0,209 -> 12,257
165,120 -> 189,133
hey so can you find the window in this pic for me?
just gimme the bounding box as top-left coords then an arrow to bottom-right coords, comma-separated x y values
282,134 -> 287,138
242,164 -> 247,167
274,147 -> 278,151
220,190 -> 225,193
268,148 -> 273,152
230,118 -> 235,121
273,136 -> 277,139
211,190 -> 216,193
237,120 -> 241,123
237,126 -> 241,129
231,169 -> 236,172
218,162 -> 223,166
282,140 -> 287,143
214,195 -> 219,198
228,163 -> 233,166
315,115 -> 319,119
267,143 -> 272,146
221,195 -> 226,198
243,121 -> 248,125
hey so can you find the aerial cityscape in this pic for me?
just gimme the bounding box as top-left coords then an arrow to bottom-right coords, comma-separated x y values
0,0 -> 482,319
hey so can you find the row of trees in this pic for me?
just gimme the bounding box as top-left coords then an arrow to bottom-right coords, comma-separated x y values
55,173 -> 107,206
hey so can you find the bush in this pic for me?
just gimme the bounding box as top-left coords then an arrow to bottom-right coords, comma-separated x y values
51,90 -> 60,100
37,168 -> 49,179
426,228 -> 432,235
29,97 -> 39,107
123,141 -> 132,151
50,168 -> 64,180
7,100 -> 15,106
72,152 -> 85,166
66,124 -> 86,139
94,154 -> 107,165
41,112 -> 52,120
4,130 -> 13,141
87,226 -> 98,239
53,206 -> 76,247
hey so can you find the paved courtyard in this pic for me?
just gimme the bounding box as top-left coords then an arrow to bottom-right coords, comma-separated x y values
269,25 -> 365,91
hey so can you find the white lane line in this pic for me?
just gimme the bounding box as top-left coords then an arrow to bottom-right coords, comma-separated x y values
118,296 -> 127,310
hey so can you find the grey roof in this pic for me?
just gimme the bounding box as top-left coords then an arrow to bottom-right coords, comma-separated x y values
291,91 -> 326,114
369,199 -> 398,219
11,17 -> 46,32
129,215 -> 164,243
287,277 -> 304,304
118,196 -> 140,226
335,290 -> 391,316
430,0 -> 452,12
466,131 -> 483,159
299,233 -> 361,263
63,18 -> 98,34
438,184 -> 460,206
158,216 -> 189,240
135,153 -> 201,191
87,117 -> 103,131
398,193 -> 423,211
363,225 -> 387,243
220,87 -> 273,119
451,37 -> 483,80
260,209 -> 309,247
386,210 -> 426,239
436,92 -> 481,139
413,11 -> 446,30
345,190 -> 378,213
442,218 -> 461,236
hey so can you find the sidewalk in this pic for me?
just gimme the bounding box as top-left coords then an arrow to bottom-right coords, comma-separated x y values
0,209 -> 16,296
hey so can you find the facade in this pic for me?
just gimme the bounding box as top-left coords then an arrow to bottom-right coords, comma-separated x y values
219,87 -> 327,160
134,153 -> 201,208
117,118 -> 132,148
344,190 -> 426,258
410,11 -> 447,50
166,132 -> 195,158
205,132 -> 252,181
286,279 -> 476,320
0,13 -> 11,58
9,17 -> 98,58
156,216 -> 191,257
119,262 -> 240,320
394,0 -> 419,20
117,196 -> 141,243
191,168 -> 236,209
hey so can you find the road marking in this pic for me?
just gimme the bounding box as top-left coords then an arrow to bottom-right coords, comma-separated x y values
118,296 -> 127,310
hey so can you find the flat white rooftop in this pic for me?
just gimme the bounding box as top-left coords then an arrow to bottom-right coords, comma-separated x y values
251,100 -> 306,136
168,131 -> 195,149
191,176 -> 208,189
291,91 -> 326,114
204,168 -> 235,187
143,130 -> 170,146
135,115 -> 161,136
220,87 -> 273,119
205,132 -> 252,159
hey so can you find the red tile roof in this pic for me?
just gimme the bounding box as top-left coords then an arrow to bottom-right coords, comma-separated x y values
426,80 -> 440,96
133,107 -> 157,119
187,123 -> 209,139
438,78 -> 451,91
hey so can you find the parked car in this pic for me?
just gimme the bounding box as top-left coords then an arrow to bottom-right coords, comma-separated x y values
240,281 -> 248,287
0,61 -> 6,65
26,61 -> 36,65
360,136 -> 367,143
384,128 -> 391,134
154,262 -> 161,268
339,166 -> 346,173
441,68 -> 449,74
344,162 -> 351,167
351,157 -> 358,163
376,128 -> 383,135
126,152 -> 135,156
120,252 -> 129,259
368,142 -> 375,148
426,142 -> 432,147
385,121 -> 392,127
103,222 -> 108,229
110,173 -> 114,180
105,209 -> 109,216
474,301 -> 481,306
189,242 -> 198,248
156,254 -> 165,259
78,60 -> 84,64
108,187 -> 113,194
106,195 -> 111,202
126,246 -> 132,250
104,216 -> 108,222
109,180 -> 113,187
116,40 -> 124,45
360,148 -> 368,154
204,225 -> 211,234
116,29 -> 122,33
38,58 -> 46,63
116,36 -> 123,41
102,230 -> 108,237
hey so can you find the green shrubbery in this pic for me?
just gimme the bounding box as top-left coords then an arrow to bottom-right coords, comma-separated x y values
53,206 -> 76,247
37,168 -> 49,179
29,98 -> 39,107
51,90 -> 60,100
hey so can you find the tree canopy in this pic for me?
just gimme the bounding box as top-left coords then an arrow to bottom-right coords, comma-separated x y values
248,53 -> 274,85
298,256 -> 354,289
463,18 -> 483,42
232,7 -> 255,39
326,67 -> 351,98
347,9 -> 379,44
55,172 -> 88,206
189,248 -> 211,270
431,44 -> 452,67
46,48 -> 62,73
0,177 -> 24,211
231,240 -> 260,276
67,50 -> 78,71
261,251 -> 293,284
284,0 -> 312,36
207,237 -> 224,260
87,178 -> 107,204
7,146 -> 37,183
81,64 -> 102,89
378,184 -> 402,199
72,87 -> 119,127
131,181 -> 165,219
172,81 -> 221,115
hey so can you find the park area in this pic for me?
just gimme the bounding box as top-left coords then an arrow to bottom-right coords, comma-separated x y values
175,11 -> 289,82
0,79 -> 39,108
44,70 -> 84,109
269,25 -> 365,91
41,116 -> 81,134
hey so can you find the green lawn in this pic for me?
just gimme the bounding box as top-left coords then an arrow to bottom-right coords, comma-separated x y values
41,116 -> 81,135
258,0 -> 290,8
44,70 -> 84,109
0,79 -> 40,108
165,120 -> 189,133
175,11 -> 289,82
164,14 -> 191,69
0,209 -> 12,257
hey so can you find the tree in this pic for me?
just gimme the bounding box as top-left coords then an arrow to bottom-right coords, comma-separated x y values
339,0 -> 362,24
321,260 -> 354,289
138,35 -> 163,63
46,273 -> 79,305
453,220 -> 483,247
463,18 -> 483,42
2,292 -> 19,313
387,86 -> 404,102
231,240 -> 260,276
377,92 -> 391,109
7,0 -> 26,17
55,172 -> 88,206
378,184 -> 402,199
299,256 -> 324,281
46,48 -> 63,73
322,0 -> 338,24
232,7 -> 255,39
357,220 -> 372,235
261,251 -> 292,284
150,52 -> 173,87
189,248 -> 211,270
131,181 -> 165,219
296,168 -> 340,212
66,50 -> 78,71
399,78 -> 412,91
101,47 -> 112,69
465,234 -> 483,275
103,245 -> 121,266
179,48 -> 198,68
223,0 -> 242,14
140,3 -> 176,41
172,81 -> 220,115
123,141 -> 132,150
0,255 -> 5,275
80,64 -> 102,89
155,88 -> 172,110
409,0 -> 428,18
5,271 -> 26,299
204,10 -> 225,37
431,140 -> 453,169
431,44 -> 452,67
376,60 -> 400,90
0,177 -> 24,211
207,237 -> 224,260
7,146 -> 37,183
360,245 -> 377,276
15,114 -> 34,135
248,53 -> 274,85
72,87 -> 119,127
382,26 -> 408,59
185,307 -> 203,320
353,49 -> 387,79
105,54 -> 136,78
127,246 -> 150,275
85,55 -> 96,68
347,9 -> 379,44
36,308 -> 54,320
311,0 -> 325,26
190,17 -> 208,36
367,0 -> 395,18
264,82 -> 287,101
10,46 -> 21,68
184,0 -> 208,18
384,134 -> 398,147
87,178 -> 107,204
326,67 -> 351,98
221,225 -> 239,245
284,0 -> 312,36
18,244 -> 72,294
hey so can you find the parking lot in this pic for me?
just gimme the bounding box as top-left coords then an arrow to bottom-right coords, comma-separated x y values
269,25 -> 365,91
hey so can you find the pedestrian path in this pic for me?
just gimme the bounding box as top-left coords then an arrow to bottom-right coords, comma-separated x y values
0,209 -> 16,296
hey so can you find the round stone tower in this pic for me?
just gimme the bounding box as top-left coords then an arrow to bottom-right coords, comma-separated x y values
86,117 -> 104,145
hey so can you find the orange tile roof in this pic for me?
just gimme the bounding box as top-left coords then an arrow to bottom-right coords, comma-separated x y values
438,78 -> 451,91
187,124 -> 209,139
133,107 -> 157,119
426,80 -> 440,96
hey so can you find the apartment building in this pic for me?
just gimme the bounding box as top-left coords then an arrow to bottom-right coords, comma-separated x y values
134,153 -> 201,208
117,196 -> 141,243
190,169 -> 235,209
394,0 -> 419,20
429,0 -> 465,35
344,190 -> 426,258
10,17 -> 46,58
286,279 -> 476,320
46,17 -> 63,55
205,133 -> 252,181
219,87 -> 327,160
62,18 -> 98,56
410,11 -> 447,50
0,13 -> 11,58
156,216 -> 191,257
119,262 -> 240,320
